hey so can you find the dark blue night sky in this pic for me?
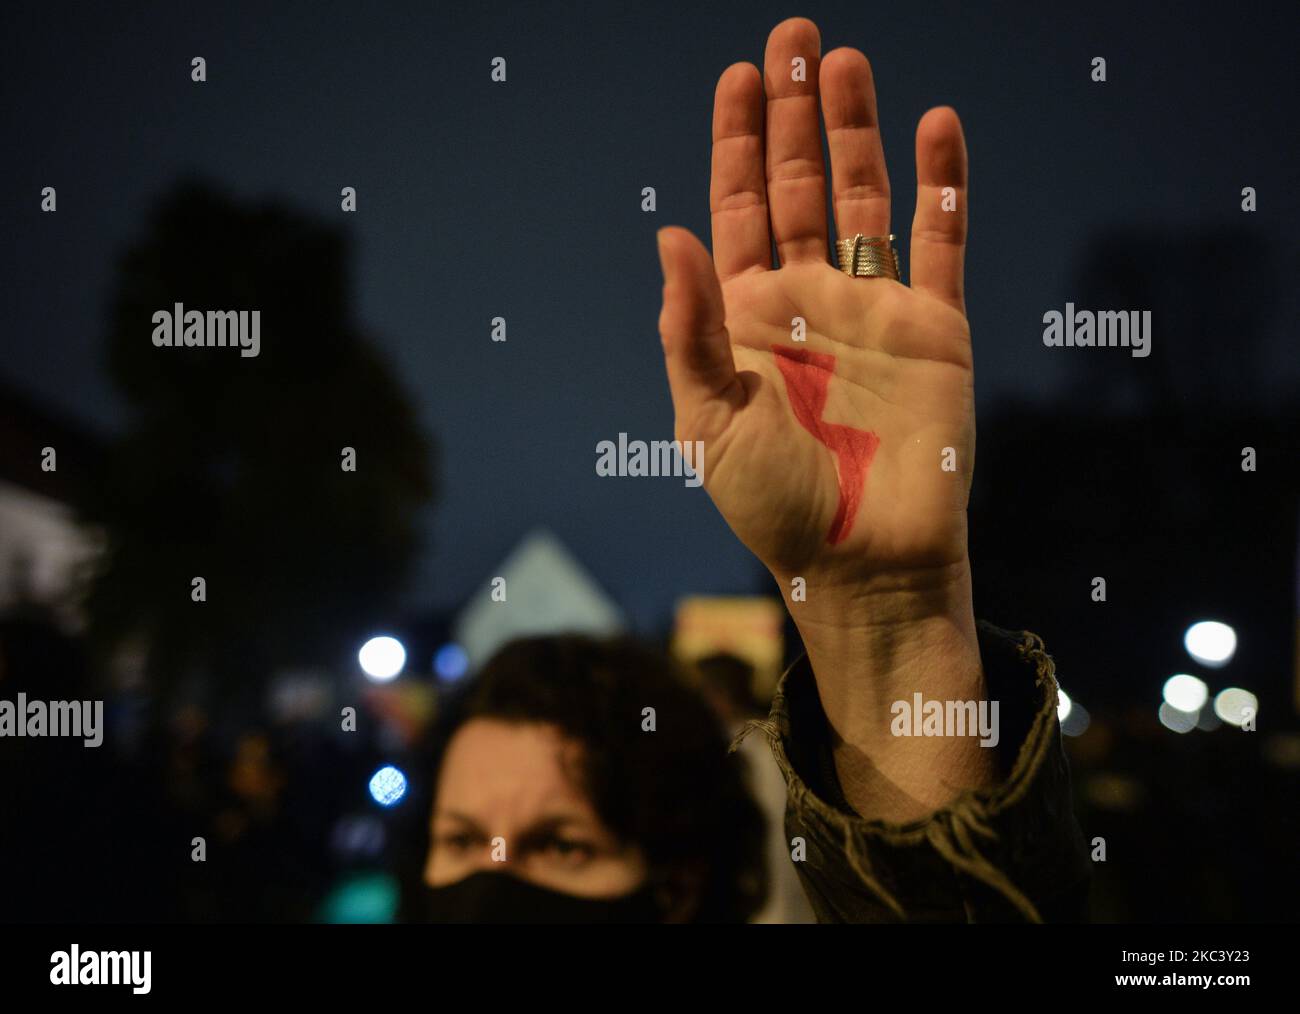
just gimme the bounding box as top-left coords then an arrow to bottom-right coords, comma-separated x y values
3,0 -> 1296,632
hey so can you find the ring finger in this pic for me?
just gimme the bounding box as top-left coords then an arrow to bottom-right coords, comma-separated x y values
819,47 -> 891,243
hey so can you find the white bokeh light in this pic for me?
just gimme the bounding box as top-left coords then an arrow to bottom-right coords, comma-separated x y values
358,636 -> 406,681
1158,702 -> 1197,734
1183,621 -> 1236,668
1057,688 -> 1072,723
1061,701 -> 1090,737
1213,688 -> 1258,728
1162,673 -> 1209,714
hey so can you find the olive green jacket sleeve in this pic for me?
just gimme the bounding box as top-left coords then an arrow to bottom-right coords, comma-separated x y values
734,621 -> 1091,923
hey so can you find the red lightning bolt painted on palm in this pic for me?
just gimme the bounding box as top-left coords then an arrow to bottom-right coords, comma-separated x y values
771,345 -> 880,546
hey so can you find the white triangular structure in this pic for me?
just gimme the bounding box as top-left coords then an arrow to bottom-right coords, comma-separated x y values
454,529 -> 625,671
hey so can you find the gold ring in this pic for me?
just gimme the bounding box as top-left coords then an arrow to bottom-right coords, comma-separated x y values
835,234 -> 901,280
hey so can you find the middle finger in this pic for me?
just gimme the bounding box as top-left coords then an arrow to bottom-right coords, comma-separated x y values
763,18 -> 829,266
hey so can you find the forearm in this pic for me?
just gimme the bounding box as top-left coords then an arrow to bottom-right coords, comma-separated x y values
748,615 -> 1092,922
778,556 -> 997,822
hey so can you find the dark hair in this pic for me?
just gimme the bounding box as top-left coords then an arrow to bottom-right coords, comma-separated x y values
421,634 -> 768,923
695,652 -> 762,717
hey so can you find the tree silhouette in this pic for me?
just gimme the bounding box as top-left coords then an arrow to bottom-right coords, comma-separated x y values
79,180 -> 435,709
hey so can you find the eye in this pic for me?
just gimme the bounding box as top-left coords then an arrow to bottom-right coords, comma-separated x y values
537,836 -> 596,867
436,832 -> 477,854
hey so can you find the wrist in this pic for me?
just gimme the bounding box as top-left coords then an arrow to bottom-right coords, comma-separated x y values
780,559 -> 981,697
775,557 -> 995,819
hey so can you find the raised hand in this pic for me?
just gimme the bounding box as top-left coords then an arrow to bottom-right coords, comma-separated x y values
656,18 -> 991,821
658,16 -> 972,591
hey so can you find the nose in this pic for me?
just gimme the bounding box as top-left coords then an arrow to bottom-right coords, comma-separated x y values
464,834 -> 513,874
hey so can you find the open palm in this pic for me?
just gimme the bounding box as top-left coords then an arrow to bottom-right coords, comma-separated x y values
657,19 -> 975,591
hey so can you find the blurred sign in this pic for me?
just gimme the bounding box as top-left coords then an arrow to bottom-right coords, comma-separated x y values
671,595 -> 785,697
454,529 -> 624,672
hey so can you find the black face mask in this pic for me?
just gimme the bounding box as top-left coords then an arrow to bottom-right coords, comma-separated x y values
424,870 -> 664,924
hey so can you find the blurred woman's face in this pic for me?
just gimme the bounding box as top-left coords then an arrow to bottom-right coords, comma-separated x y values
424,718 -> 648,897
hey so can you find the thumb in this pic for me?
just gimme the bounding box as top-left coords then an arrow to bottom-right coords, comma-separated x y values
655,226 -> 737,433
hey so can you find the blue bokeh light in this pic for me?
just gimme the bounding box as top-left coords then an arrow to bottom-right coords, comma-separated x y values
434,643 -> 470,682
368,765 -> 408,807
